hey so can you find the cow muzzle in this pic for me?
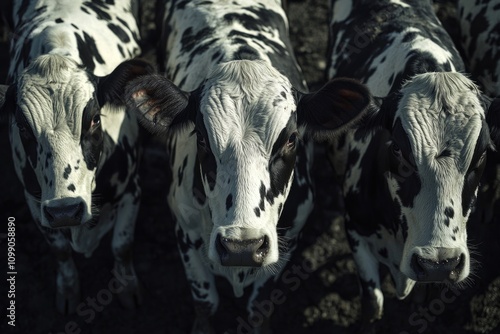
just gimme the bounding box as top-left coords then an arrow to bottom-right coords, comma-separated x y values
43,199 -> 85,228
409,247 -> 466,283
215,230 -> 270,267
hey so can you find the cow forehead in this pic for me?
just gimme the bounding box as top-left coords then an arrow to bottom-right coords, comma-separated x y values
17,55 -> 94,135
201,60 -> 296,156
396,73 -> 484,170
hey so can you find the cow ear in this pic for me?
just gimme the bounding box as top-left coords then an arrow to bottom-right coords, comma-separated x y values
360,91 -> 399,133
125,74 -> 196,138
97,59 -> 155,107
485,97 -> 500,148
0,85 -> 16,123
297,77 -> 373,141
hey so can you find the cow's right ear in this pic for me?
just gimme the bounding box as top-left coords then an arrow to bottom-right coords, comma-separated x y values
97,59 -> 156,107
485,97 -> 500,148
0,85 -> 16,123
125,74 -> 196,138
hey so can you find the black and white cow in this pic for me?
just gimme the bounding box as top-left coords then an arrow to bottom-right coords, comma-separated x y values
457,0 -> 500,224
125,0 -> 372,332
327,0 -> 500,323
0,0 -> 153,314
458,0 -> 500,97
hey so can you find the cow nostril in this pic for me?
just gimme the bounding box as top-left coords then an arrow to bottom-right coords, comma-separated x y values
216,234 -> 228,260
411,254 -> 426,278
254,236 -> 269,262
449,254 -> 465,282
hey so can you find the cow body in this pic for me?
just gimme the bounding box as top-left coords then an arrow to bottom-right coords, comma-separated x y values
327,0 -> 497,323
458,0 -> 500,225
1,0 -> 152,314
458,0 -> 500,97
126,0 -> 372,332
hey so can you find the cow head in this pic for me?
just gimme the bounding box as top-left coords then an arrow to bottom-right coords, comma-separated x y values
371,72 -> 494,284
126,59 -> 371,268
0,56 -> 153,229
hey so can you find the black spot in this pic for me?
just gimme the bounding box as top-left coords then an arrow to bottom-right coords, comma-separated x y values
238,271 -> 245,283
401,216 -> 408,241
378,248 -> 388,259
82,1 -> 111,21
226,194 -> 233,211
107,23 -> 130,43
234,45 -> 260,60
254,207 -> 261,217
63,164 -> 71,179
74,31 -> 105,73
259,182 -> 266,211
269,115 -> 297,198
55,18 -> 63,23
444,218 -> 450,227
453,227 -> 459,234
178,156 -> 188,186
67,184 -> 76,192
462,123 -> 489,216
444,207 -> 454,219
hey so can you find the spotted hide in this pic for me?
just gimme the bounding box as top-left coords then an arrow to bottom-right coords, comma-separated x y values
457,0 -> 500,225
0,0 -> 153,314
125,0 -> 372,332
327,0 -> 500,324
458,0 -> 500,97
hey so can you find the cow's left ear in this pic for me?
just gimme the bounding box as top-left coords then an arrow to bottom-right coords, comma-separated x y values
97,59 -> 156,107
297,77 -> 373,141
485,97 -> 500,148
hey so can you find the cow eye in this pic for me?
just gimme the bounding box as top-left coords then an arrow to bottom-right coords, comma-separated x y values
196,130 -> 207,148
286,132 -> 297,149
16,122 -> 33,141
391,142 -> 401,157
91,114 -> 101,128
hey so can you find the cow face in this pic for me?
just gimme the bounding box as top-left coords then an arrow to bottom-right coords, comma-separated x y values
378,72 -> 491,283
1,56 -> 153,229
127,59 -> 371,269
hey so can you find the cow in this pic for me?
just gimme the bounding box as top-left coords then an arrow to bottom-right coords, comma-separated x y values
458,0 -> 500,97
457,0 -> 500,225
0,0 -> 153,314
125,0 -> 372,332
326,0 -> 500,324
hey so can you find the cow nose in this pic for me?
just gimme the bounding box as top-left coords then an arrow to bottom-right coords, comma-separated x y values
410,249 -> 465,283
216,234 -> 270,267
44,201 -> 84,228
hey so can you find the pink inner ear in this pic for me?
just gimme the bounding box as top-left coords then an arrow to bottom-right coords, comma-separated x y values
131,89 -> 147,99
145,105 -> 160,119
338,89 -> 364,101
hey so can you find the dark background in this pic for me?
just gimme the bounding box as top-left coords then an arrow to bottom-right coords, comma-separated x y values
1,0 -> 500,333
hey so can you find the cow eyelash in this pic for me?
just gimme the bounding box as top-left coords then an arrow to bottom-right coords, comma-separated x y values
390,141 -> 416,178
90,114 -> 102,128
196,129 -> 207,148
286,132 -> 298,149
391,142 -> 401,157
